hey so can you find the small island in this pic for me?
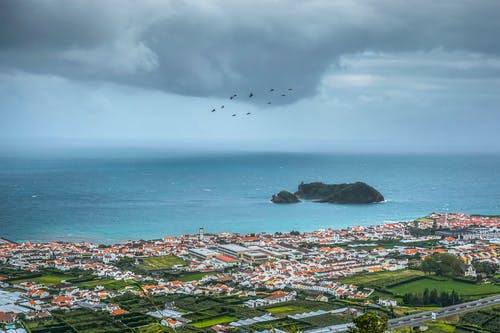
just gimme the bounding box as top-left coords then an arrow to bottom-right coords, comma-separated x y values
271,190 -> 301,204
271,181 -> 384,204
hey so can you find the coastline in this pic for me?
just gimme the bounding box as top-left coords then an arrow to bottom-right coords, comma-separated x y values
3,211 -> 499,245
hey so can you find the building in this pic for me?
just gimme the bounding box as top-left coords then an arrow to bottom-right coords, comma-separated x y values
161,318 -> 183,328
189,248 -> 220,260
378,298 -> 397,307
241,251 -> 269,264
0,312 -> 18,324
199,228 -> 205,241
244,291 -> 296,308
217,244 -> 249,259
462,264 -> 477,278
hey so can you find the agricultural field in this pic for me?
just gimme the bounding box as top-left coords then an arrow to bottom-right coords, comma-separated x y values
266,304 -> 311,318
298,313 -> 352,327
161,271 -> 217,282
75,278 -> 133,291
10,272 -> 133,292
393,305 -> 440,317
104,293 -> 171,313
26,308 -> 126,333
191,316 -> 237,328
137,255 -> 187,271
340,269 -> 425,288
388,277 -> 500,298
136,323 -> 169,333
116,312 -> 158,330
11,274 -> 68,286
456,306 -> 500,332
177,271 -> 217,282
264,300 -> 346,319
248,318 -> 310,332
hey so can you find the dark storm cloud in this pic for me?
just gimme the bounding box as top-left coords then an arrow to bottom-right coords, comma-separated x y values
1,0 -> 500,103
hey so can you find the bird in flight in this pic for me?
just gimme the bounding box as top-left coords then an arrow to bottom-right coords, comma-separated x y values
206,87 -> 295,116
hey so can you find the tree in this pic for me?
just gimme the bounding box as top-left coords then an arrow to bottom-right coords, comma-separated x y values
450,290 -> 460,305
423,288 -> 430,304
429,288 -> 438,304
348,312 -> 388,333
402,288 -> 459,306
439,291 -> 450,306
420,253 -> 463,277
473,261 -> 497,276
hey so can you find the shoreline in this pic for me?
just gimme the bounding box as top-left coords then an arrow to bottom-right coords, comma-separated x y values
3,215 -> 419,245
3,211 -> 499,246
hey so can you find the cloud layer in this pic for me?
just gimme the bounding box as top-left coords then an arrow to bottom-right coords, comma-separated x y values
1,0 -> 500,103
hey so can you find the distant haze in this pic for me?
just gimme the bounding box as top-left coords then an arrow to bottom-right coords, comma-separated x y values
1,1 -> 500,153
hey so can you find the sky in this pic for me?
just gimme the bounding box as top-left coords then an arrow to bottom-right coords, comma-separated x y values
1,0 -> 500,154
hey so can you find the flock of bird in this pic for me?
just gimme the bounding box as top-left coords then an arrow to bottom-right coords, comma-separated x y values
210,88 -> 294,117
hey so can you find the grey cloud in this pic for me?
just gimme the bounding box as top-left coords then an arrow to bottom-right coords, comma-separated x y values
1,0 -> 500,103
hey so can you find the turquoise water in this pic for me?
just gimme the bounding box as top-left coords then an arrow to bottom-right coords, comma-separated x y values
1,152 -> 500,243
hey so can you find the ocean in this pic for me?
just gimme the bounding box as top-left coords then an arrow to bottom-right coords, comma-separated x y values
1,152 -> 500,243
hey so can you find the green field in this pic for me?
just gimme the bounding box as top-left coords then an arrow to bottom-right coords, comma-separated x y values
299,313 -> 352,327
267,305 -> 303,314
394,305 -> 439,317
137,323 -> 169,332
27,308 -> 125,333
265,301 -> 343,319
389,277 -> 500,297
191,316 -> 237,328
11,274 -> 68,286
249,318 -> 310,332
341,269 -> 425,288
163,271 -> 217,282
11,273 -> 133,291
75,278 -> 132,290
267,305 -> 309,316
138,255 -> 187,271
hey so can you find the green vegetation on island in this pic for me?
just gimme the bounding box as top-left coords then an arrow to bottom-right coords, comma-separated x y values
296,181 -> 384,203
272,181 -> 384,204
271,190 -> 301,203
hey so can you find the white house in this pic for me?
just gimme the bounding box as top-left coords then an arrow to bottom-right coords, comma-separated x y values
378,298 -> 397,307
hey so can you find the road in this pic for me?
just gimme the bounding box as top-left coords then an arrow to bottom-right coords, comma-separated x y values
389,294 -> 500,329
304,294 -> 500,333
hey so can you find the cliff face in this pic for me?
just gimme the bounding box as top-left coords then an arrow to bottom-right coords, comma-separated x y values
295,181 -> 384,204
271,190 -> 301,204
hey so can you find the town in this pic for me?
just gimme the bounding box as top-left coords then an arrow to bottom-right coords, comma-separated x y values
0,212 -> 499,333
